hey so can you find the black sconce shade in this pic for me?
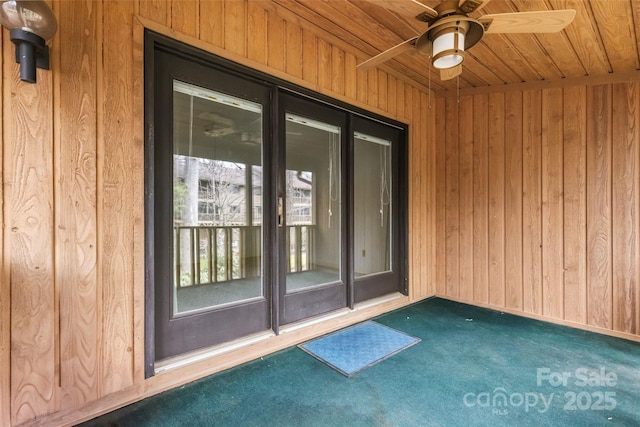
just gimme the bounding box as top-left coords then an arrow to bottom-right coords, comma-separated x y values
0,1 -> 57,83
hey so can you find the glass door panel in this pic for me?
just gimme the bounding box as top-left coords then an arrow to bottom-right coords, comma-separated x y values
173,81 -> 264,315
353,132 -> 392,278
285,114 -> 341,292
152,47 -> 271,362
279,94 -> 347,325
351,116 -> 405,303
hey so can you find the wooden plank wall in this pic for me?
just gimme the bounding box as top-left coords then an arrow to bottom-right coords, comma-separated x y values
435,82 -> 640,338
0,1 -> 436,425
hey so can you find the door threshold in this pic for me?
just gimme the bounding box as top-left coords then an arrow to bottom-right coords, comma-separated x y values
155,293 -> 405,374
280,292 -> 405,334
155,330 -> 275,374
354,292 -> 405,310
279,308 -> 352,334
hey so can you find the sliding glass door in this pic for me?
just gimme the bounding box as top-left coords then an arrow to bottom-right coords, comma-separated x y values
151,50 -> 272,361
278,94 -> 348,324
147,33 -> 407,367
352,116 -> 405,302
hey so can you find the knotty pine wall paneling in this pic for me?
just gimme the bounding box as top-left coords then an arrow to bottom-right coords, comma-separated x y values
56,0 -> 99,412
0,24 -> 9,427
522,89 -> 543,315
562,85 -> 587,325
224,0 -> 247,56
409,86 -> 419,298
366,68 -> 378,108
586,84 -> 613,330
411,88 -> 435,300
434,97 -> 446,297
0,1 -> 437,425
4,19 -> 56,426
488,92 -> 505,308
200,0 -> 224,47
611,82 -> 639,335
344,52 -> 357,101
267,11 -> 285,72
444,95 -> 459,298
458,95 -> 474,303
0,25 -> 11,426
101,0 -> 137,397
472,94 -> 489,304
541,88 -> 564,319
504,91 -> 523,311
317,39 -> 332,92
138,0 -> 169,27
436,81 -> 640,339
422,90 -> 436,300
171,0 -> 199,37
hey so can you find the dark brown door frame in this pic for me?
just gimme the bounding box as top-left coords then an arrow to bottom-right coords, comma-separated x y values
277,92 -> 349,325
144,31 -> 408,377
145,35 -> 274,370
351,115 -> 407,303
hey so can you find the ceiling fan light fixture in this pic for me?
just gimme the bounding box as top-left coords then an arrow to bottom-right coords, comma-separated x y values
432,25 -> 466,69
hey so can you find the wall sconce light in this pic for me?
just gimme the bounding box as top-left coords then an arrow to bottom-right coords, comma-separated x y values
0,1 -> 57,83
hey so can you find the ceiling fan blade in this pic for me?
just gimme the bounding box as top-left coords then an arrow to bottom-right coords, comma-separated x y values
361,0 -> 438,22
479,10 -> 576,34
357,36 -> 418,70
458,0 -> 492,14
440,65 -> 462,81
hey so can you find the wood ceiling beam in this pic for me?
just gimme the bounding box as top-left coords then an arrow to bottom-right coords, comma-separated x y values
437,69 -> 640,98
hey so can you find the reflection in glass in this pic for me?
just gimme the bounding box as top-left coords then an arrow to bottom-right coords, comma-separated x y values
354,132 -> 392,277
285,114 -> 341,292
172,81 -> 263,315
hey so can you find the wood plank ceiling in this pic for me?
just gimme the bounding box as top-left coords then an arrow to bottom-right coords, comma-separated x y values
272,0 -> 640,93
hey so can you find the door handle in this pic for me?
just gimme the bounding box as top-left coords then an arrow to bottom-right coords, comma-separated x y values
278,196 -> 284,227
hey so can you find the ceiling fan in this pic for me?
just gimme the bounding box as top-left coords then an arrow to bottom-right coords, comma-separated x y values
357,0 -> 576,80
200,113 -> 264,144
200,113 -> 306,144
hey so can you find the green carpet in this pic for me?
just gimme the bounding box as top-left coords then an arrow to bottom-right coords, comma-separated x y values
82,298 -> 640,426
